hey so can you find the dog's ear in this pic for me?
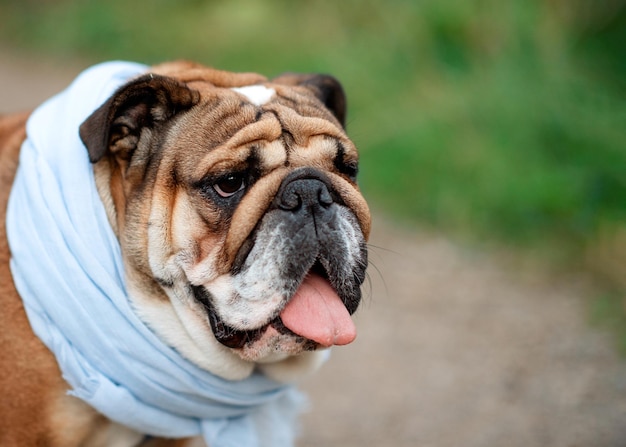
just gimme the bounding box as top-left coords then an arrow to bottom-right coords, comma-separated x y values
79,74 -> 200,163
272,73 -> 347,127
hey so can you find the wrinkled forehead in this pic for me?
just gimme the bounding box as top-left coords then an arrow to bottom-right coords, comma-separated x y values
170,80 -> 358,178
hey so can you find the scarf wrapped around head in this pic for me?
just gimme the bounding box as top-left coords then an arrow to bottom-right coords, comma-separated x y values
6,62 -> 302,447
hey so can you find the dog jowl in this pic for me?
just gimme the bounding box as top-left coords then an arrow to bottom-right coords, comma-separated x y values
79,61 -> 371,381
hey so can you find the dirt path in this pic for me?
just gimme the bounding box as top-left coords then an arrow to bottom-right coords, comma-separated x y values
2,48 -> 626,447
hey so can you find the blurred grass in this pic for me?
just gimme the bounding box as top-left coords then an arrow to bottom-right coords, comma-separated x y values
0,0 -> 624,278
590,290 -> 626,355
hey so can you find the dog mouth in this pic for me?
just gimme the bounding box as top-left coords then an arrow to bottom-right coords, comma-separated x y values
192,263 -> 358,350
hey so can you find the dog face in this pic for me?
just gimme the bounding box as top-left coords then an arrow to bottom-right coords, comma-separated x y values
79,61 -> 370,381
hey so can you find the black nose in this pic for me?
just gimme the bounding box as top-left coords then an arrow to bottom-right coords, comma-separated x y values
278,177 -> 334,216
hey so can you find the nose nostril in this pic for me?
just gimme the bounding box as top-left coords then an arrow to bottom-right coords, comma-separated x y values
318,186 -> 333,207
279,189 -> 302,211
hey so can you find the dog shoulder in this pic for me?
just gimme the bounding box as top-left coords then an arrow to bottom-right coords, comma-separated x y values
0,112 -> 28,194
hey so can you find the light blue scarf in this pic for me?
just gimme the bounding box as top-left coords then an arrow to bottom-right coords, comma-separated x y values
6,62 -> 301,447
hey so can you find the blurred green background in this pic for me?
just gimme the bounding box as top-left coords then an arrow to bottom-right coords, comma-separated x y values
0,0 -> 624,309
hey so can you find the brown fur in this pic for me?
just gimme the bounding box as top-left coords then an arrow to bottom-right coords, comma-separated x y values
0,114 -> 156,445
0,86 -> 211,447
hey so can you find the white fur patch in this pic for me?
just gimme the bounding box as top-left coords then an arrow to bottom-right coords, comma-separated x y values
232,85 -> 275,106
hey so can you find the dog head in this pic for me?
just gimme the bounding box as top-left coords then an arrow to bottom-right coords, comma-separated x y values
79,61 -> 370,381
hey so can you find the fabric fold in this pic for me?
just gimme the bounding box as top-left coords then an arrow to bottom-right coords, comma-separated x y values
6,61 -> 300,447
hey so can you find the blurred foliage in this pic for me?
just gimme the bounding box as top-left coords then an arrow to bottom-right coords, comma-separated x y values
0,0 -> 624,272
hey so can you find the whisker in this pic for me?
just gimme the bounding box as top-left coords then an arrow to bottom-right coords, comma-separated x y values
364,260 -> 388,303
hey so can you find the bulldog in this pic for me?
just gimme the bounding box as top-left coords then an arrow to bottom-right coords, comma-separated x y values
0,60 -> 370,447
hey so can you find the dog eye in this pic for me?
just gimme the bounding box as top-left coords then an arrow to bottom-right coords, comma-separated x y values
213,174 -> 246,197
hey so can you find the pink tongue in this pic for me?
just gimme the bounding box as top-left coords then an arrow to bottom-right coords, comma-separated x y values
280,273 -> 356,347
